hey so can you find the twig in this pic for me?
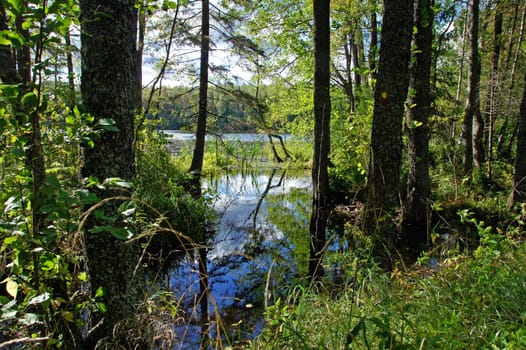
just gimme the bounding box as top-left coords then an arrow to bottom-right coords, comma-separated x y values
0,337 -> 49,349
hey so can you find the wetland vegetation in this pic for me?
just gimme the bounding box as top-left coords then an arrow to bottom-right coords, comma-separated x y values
1,0 -> 526,349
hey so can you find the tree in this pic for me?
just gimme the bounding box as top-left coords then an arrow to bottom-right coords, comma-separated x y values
369,0 -> 378,83
403,0 -> 434,235
462,0 -> 481,174
189,0 -> 210,182
364,0 -> 414,240
484,1 -> 503,178
79,0 -> 143,346
497,2 -> 526,157
331,0 -> 367,112
510,72 -> 526,206
309,0 -> 331,279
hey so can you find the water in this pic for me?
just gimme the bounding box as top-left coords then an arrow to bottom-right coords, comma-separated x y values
162,130 -> 290,143
167,168 -> 312,349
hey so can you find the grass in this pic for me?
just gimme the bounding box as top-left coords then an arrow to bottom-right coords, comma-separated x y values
169,135 -> 312,175
249,233 -> 526,349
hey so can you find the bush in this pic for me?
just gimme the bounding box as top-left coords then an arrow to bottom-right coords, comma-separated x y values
134,129 -> 215,263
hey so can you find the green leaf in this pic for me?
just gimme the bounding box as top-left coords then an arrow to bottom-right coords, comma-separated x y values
74,189 -> 99,205
98,118 -> 119,132
346,317 -> 366,347
62,310 -> 75,323
108,227 -> 132,240
2,298 -> 16,311
77,272 -> 87,282
21,19 -> 33,30
81,137 -> 95,148
3,236 -> 17,246
5,278 -> 18,299
0,84 -> 19,98
121,208 -> 136,217
2,309 -> 17,320
20,313 -> 40,326
96,302 -> 107,313
21,92 -> 38,109
65,115 -> 75,125
0,116 -> 7,134
4,196 -> 21,214
28,292 -> 51,305
103,177 -> 133,189
0,30 -> 23,46
95,286 -> 104,298
90,225 -> 115,234
408,120 -> 423,129
40,258 -> 56,271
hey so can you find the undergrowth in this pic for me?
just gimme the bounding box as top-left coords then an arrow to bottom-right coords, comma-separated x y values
251,223 -> 526,349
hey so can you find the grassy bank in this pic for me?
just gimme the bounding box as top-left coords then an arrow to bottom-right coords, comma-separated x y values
251,232 -> 526,349
167,134 -> 313,174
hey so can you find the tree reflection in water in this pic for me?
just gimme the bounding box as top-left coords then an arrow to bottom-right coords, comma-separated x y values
167,168 -> 311,349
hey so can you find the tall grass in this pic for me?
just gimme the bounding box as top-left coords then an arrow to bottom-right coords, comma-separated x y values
251,234 -> 526,349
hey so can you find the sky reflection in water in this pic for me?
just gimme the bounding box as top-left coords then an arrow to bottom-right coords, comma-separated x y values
168,169 -> 311,349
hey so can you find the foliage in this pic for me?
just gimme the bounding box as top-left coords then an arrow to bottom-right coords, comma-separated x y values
135,126 -> 215,248
329,88 -> 373,191
0,87 -> 111,346
253,230 -> 526,349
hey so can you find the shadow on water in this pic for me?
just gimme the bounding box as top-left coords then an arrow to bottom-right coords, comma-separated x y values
165,168 -> 312,349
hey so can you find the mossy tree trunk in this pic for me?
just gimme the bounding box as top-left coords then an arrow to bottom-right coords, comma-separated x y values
80,0 -> 143,346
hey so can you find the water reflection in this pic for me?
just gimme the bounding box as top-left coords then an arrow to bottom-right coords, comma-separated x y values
167,168 -> 311,349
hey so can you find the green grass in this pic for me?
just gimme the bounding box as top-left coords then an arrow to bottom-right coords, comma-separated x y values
251,235 -> 526,349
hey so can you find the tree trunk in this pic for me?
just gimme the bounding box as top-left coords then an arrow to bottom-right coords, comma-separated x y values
456,10 -> 468,104
15,15 -> 31,84
65,30 -> 76,109
364,0 -> 414,239
462,0 -> 481,175
343,35 -> 356,111
510,72 -> 526,206
473,109 -> 485,168
190,0 -> 210,182
368,0 -> 378,86
484,1 -> 502,179
497,3 -> 525,157
351,30 -> 362,89
137,4 -> 146,108
403,0 -> 434,236
309,0 -> 331,279
187,2 -> 211,339
0,2 -> 20,84
80,0 -> 142,346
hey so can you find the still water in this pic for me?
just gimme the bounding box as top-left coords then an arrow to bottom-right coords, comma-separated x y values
163,130 -> 288,143
167,168 -> 312,349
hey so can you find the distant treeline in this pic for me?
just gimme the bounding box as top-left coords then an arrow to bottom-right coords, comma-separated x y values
145,84 -> 278,132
